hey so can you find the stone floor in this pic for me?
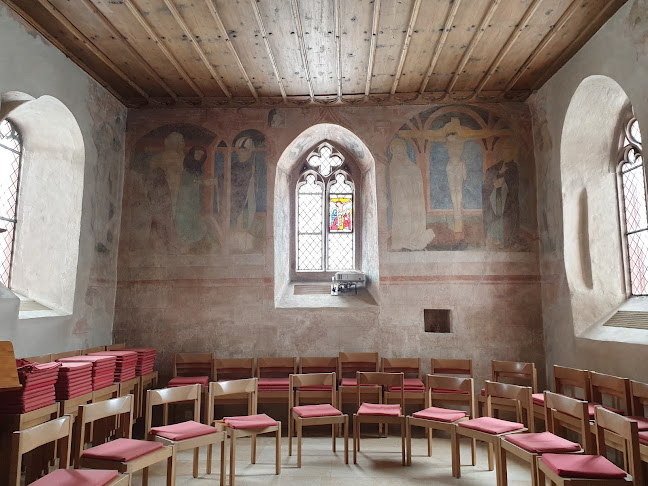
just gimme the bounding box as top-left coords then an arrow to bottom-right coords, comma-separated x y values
132,434 -> 533,486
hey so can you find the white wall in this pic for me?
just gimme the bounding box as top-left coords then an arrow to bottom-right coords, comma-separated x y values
0,4 -> 126,356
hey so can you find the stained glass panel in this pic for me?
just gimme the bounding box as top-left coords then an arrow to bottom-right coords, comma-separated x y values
329,196 -> 352,232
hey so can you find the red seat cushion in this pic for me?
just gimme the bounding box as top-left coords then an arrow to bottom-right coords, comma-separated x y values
150,420 -> 220,441
341,378 -> 379,387
532,393 -> 545,406
639,431 -> 648,446
628,416 -> 648,431
224,413 -> 278,429
387,378 -> 425,392
505,432 -> 581,453
82,438 -> 164,462
293,404 -> 343,418
357,403 -> 401,416
587,402 -> 623,419
298,385 -> 333,392
541,453 -> 627,479
168,376 -> 209,387
458,417 -> 524,435
30,469 -> 119,486
258,378 -> 289,386
431,388 -> 469,395
412,406 -> 466,423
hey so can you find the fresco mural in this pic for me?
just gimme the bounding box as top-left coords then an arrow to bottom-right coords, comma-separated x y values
387,106 -> 535,251
125,124 -> 267,255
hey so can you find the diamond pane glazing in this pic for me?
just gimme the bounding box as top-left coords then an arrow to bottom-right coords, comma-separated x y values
298,234 -> 323,271
630,119 -> 642,144
622,166 -> 648,233
0,120 -> 20,287
628,230 -> 648,295
297,174 -> 323,271
327,233 -> 354,270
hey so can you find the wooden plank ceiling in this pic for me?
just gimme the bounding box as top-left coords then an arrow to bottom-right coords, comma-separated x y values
4,0 -> 625,108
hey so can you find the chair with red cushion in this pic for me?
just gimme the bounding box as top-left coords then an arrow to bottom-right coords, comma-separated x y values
145,384 -> 226,486
406,374 -> 476,476
353,371 -> 406,465
295,357 -> 338,407
629,380 -> 648,467
168,353 -> 213,388
337,352 -> 381,416
589,371 -> 632,454
382,358 -> 425,411
288,372 -> 348,467
500,391 -> 591,486
8,415 -> 128,486
533,365 -> 592,424
537,406 -> 643,485
76,395 -> 173,486
455,381 -> 532,482
207,378 -> 280,486
256,357 -> 296,406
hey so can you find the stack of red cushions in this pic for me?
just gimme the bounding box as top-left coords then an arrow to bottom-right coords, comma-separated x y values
0,360 -> 60,414
58,355 -> 117,391
55,362 -> 93,400
124,348 -> 156,376
257,377 -> 290,392
89,351 -> 137,382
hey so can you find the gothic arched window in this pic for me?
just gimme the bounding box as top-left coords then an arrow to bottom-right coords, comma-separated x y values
619,113 -> 646,295
296,142 -> 355,272
0,119 -> 22,287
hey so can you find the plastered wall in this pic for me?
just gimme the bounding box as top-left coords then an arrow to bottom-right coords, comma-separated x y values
0,4 -> 126,356
530,0 -> 648,382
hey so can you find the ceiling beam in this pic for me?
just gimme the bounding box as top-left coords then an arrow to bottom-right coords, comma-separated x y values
390,0 -> 422,95
290,0 -> 314,101
163,0 -> 231,98
418,0 -> 461,94
249,0 -> 287,101
475,0 -> 544,94
82,0 -> 177,100
34,0 -> 149,100
123,0 -> 204,98
364,0 -> 381,97
446,0 -> 500,93
505,0 -> 581,92
335,0 -> 342,99
205,0 -> 257,100
3,0 -> 129,105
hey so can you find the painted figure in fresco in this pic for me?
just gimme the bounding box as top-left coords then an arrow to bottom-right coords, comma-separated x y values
388,139 -> 435,250
175,146 -> 208,243
149,132 -> 185,213
483,138 -> 520,249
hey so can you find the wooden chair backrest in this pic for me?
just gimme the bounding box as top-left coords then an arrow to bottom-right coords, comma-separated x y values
491,360 -> 538,392
589,371 -> 631,415
23,354 -> 52,364
630,380 -> 648,417
145,384 -> 201,435
356,371 -> 404,411
299,356 -> 337,374
51,350 -> 81,360
9,415 -> 73,486
426,374 -> 475,416
81,346 -> 106,354
207,378 -> 258,423
553,365 -> 591,401
339,352 -> 379,378
382,357 -> 421,379
289,373 -> 337,410
544,391 -> 593,453
174,353 -> 214,379
594,407 -> 643,484
106,343 -> 126,351
76,395 -> 134,463
257,357 -> 297,378
213,358 -> 255,381
431,358 -> 473,377
484,380 -> 534,432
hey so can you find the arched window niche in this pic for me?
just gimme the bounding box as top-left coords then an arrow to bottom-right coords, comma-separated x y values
274,124 -> 379,308
0,91 -> 84,317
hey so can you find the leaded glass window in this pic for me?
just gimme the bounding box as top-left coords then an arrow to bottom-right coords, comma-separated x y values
296,143 -> 355,272
619,114 -> 646,295
0,119 -> 22,287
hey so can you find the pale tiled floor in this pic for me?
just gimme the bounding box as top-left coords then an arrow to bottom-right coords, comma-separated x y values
133,434 -> 533,486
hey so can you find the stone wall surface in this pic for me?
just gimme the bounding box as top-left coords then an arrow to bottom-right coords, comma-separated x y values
0,4 -> 126,356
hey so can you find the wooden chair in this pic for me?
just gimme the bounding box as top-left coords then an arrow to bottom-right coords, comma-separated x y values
537,407 -> 643,485
455,381 -> 532,482
533,365 -> 592,422
431,358 -> 473,378
207,378 -> 280,486
590,371 -> 631,417
353,371 -> 406,465
406,374 -> 476,475
106,344 -> 126,351
76,395 -> 173,486
214,358 -> 255,382
146,384 -> 227,486
169,353 -> 214,387
338,352 -> 380,414
478,360 -> 537,422
295,357 -> 337,406
629,380 -> 648,432
382,357 -> 424,405
288,372 -> 348,467
500,391 -> 590,486
9,415 -> 128,486
256,357 -> 296,405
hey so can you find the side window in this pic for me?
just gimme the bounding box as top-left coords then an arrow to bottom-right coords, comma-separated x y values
0,119 -> 22,287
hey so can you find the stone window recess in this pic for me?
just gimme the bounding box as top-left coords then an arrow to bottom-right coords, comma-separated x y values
296,142 -> 355,272
0,119 -> 22,287
424,309 -> 452,333
618,113 -> 646,295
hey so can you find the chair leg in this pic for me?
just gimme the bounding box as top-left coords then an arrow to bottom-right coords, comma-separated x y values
471,438 -> 477,466
332,423 -> 336,452
207,444 -> 213,474
406,420 -> 412,466
353,415 -> 358,464
229,434 -> 236,486
167,446 -> 177,486
297,420 -> 303,468
275,427 -> 281,475
220,441 -> 226,486
401,419 -> 406,466
251,434 -> 256,464
344,416 -> 349,464
288,414 -> 293,457
530,455 -> 539,486
193,447 -> 199,478
429,428 -> 433,456
142,466 -> 149,486
537,460 -> 546,486
488,441 -> 494,471
451,428 -> 461,479
498,443 -> 507,486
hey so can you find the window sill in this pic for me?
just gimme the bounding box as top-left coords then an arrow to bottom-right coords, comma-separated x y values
579,297 -> 648,345
275,281 -> 378,310
14,292 -> 67,320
